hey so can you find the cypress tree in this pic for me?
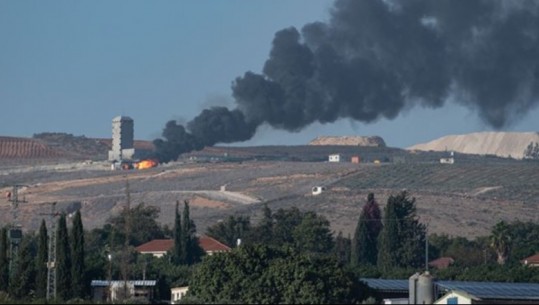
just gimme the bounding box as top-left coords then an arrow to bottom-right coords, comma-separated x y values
258,203 -> 274,245
8,235 -> 36,299
377,191 -> 425,271
71,210 -> 85,299
35,220 -> 48,299
351,216 -> 370,266
352,193 -> 382,266
377,194 -> 401,271
182,200 -> 203,265
0,228 -> 8,291
56,213 -> 72,301
172,201 -> 183,264
333,232 -> 351,265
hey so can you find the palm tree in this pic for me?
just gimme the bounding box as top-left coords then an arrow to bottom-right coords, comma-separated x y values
489,221 -> 511,265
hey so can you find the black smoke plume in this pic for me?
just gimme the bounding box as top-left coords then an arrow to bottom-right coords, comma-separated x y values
155,0 -> 539,162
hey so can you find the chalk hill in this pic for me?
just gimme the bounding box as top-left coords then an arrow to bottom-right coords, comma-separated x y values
407,131 -> 539,159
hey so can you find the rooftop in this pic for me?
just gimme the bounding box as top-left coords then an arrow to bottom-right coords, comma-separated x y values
135,236 -> 231,254
521,252 -> 539,265
361,278 -> 539,301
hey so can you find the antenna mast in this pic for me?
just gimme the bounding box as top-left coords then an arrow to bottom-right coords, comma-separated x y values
39,202 -> 60,301
121,177 -> 132,300
6,185 -> 27,275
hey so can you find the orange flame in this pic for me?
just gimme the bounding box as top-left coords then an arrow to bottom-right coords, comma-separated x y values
135,159 -> 158,170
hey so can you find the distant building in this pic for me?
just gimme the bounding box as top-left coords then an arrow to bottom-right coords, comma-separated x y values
329,154 -> 341,162
351,156 -> 361,163
91,280 -> 156,303
440,157 -> 454,164
429,257 -> 455,270
135,236 -> 231,258
108,116 -> 135,161
521,252 -> 539,267
171,286 -> 189,304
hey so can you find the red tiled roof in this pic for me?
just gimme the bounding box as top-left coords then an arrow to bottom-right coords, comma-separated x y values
521,253 -> 539,264
428,257 -> 454,269
135,239 -> 173,253
199,236 -> 231,252
135,236 -> 231,254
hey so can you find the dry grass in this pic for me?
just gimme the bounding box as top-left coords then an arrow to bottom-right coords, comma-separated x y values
1,137 -> 537,240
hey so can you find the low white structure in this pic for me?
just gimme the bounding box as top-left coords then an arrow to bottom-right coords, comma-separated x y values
328,154 -> 341,162
171,286 -> 189,304
440,157 -> 455,164
435,290 -> 476,304
312,186 -> 326,195
91,280 -> 156,303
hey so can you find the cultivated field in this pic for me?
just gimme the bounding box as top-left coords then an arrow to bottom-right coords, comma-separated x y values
1,152 -> 538,240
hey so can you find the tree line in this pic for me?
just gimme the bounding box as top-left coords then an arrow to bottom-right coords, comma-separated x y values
0,191 -> 538,303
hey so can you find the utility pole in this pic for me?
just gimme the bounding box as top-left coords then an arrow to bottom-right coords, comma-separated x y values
6,185 -> 27,276
39,202 -> 59,301
423,216 -> 430,273
122,177 -> 131,300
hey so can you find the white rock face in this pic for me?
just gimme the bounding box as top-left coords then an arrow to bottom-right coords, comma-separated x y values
407,131 -> 539,159
309,136 -> 386,147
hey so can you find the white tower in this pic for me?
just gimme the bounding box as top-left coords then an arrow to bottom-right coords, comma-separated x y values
108,116 -> 135,161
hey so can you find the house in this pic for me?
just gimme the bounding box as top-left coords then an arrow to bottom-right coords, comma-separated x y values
521,252 -> 539,267
91,280 -> 156,303
328,154 -> 341,162
429,257 -> 455,270
135,235 -> 231,258
351,156 -> 361,163
171,286 -> 189,304
440,151 -> 455,164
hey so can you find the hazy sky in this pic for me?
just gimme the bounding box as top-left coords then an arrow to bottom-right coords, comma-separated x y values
1,0 -> 538,148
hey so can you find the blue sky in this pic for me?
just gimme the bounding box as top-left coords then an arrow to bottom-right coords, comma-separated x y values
1,1 -> 538,148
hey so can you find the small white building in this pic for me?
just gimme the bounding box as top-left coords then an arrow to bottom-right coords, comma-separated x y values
440,157 -> 455,164
91,280 -> 156,303
435,290 -> 476,304
312,186 -> 326,195
329,154 -> 341,162
171,286 -> 189,304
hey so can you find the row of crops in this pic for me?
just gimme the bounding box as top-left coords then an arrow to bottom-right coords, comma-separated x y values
338,161 -> 539,203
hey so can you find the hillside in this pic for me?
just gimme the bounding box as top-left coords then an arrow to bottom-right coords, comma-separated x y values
1,152 -> 537,239
0,136 -> 70,159
407,131 -> 539,159
2,132 -> 537,240
0,134 -> 154,163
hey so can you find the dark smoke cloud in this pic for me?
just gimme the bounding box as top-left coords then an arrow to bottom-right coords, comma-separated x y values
155,0 -> 539,162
